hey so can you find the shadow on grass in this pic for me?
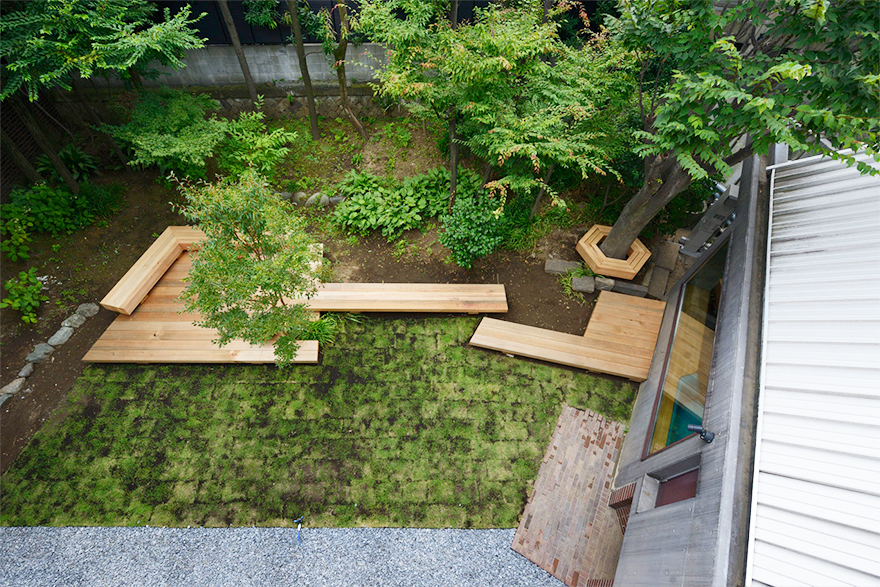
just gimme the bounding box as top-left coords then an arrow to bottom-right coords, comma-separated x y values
1,316 -> 636,529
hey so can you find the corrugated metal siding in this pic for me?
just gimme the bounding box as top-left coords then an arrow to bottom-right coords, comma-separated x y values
746,152 -> 880,586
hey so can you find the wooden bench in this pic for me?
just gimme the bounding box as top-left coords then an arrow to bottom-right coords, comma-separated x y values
468,291 -> 666,381
575,225 -> 651,280
100,226 -> 205,315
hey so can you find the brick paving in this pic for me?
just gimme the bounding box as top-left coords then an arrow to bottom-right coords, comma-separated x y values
513,405 -> 625,587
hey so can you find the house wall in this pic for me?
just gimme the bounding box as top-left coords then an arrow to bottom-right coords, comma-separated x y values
612,154 -> 769,587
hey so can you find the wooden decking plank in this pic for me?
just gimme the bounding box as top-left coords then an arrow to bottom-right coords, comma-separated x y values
583,321 -> 661,348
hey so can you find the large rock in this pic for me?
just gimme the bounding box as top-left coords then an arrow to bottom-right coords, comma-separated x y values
76,303 -> 100,318
595,277 -> 615,291
544,259 -> 582,276
25,343 -> 55,363
612,281 -> 649,298
571,276 -> 595,294
48,326 -> 74,347
294,191 -> 308,204
1,378 -> 26,396
62,314 -> 87,328
18,363 -> 34,378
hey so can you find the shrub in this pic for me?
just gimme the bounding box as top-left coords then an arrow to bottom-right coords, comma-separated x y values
102,87 -> 227,179
0,216 -> 32,262
332,168 -> 450,240
440,190 -> 510,269
35,144 -> 98,184
216,97 -> 297,179
0,182 -> 125,239
1,268 -> 48,323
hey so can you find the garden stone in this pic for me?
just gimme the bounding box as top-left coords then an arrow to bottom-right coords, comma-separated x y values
62,314 -> 87,328
595,277 -> 615,291
1,378 -> 26,395
305,194 -> 320,206
647,266 -> 671,299
48,326 -> 75,347
278,191 -> 293,201
571,276 -> 595,294
294,191 -> 308,203
18,363 -> 34,378
612,281 -> 649,298
544,259 -> 582,275
26,343 -> 55,363
0,394 -> 11,408
328,195 -> 346,206
76,303 -> 100,318
655,240 -> 680,270
319,195 -> 330,207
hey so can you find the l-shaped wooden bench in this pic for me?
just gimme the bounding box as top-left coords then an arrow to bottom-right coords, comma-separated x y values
85,227 -> 508,364
469,291 -> 665,381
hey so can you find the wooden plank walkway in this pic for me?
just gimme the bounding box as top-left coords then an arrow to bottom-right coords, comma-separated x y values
469,291 -> 665,381
513,405 -> 625,587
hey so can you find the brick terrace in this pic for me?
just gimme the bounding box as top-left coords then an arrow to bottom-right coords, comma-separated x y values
513,405 -> 624,587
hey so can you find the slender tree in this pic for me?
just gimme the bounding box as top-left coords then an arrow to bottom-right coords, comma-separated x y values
9,95 -> 80,194
286,0 -> 321,140
318,0 -> 367,138
599,0 -> 880,259
1,128 -> 44,185
218,0 -> 260,105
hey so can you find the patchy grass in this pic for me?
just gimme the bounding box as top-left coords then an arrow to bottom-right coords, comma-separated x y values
0,316 -> 635,529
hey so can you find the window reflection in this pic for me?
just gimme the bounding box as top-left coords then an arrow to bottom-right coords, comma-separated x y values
648,243 -> 727,454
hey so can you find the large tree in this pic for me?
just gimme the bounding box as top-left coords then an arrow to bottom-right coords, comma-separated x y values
218,0 -> 260,105
600,0 -> 880,259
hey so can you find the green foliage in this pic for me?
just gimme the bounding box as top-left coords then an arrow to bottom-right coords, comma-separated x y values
243,0 -> 280,29
332,167 -> 453,240
175,170 -> 330,366
440,191 -> 510,269
1,268 -> 48,324
103,87 -> 227,179
383,123 -> 412,150
1,182 -> 125,238
217,97 -> 297,179
0,1 -> 206,101
0,216 -> 32,262
35,144 -> 99,184
501,197 -> 574,252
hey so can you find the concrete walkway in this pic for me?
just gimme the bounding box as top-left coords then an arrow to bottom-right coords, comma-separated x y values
0,527 -> 564,587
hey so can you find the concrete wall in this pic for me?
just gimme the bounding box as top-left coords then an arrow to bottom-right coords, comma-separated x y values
611,155 -> 769,587
115,43 -> 389,87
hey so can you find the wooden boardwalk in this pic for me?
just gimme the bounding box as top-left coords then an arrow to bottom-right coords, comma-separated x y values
513,405 -> 625,587
469,291 -> 665,381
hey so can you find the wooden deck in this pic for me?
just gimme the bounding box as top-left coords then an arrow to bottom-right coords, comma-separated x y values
469,291 -> 666,381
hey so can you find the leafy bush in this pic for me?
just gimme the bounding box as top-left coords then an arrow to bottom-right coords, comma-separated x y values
1,268 -> 48,323
1,182 -> 125,239
103,87 -> 227,179
35,144 -> 98,184
0,216 -> 32,262
333,167 -> 451,240
217,98 -> 296,179
440,190 -> 510,269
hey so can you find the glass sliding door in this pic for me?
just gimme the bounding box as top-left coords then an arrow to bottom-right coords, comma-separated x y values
647,242 -> 727,455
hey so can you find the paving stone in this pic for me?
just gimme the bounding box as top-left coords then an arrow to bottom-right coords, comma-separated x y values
544,259 -> 582,275
655,240 -> 681,270
76,303 -> 100,318
571,276 -> 595,293
612,281 -> 648,298
18,363 -> 34,378
1,378 -> 26,396
25,343 -> 55,364
647,266 -> 671,299
48,326 -> 75,347
62,314 -> 87,328
595,277 -> 615,291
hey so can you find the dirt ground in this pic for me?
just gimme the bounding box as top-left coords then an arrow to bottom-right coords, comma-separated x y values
0,165 -> 602,474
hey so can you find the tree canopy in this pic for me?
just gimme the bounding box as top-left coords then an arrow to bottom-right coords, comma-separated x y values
599,0 -> 880,258
0,0 -> 206,101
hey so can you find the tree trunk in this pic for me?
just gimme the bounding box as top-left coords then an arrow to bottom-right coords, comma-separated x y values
286,0 -> 320,140
71,76 -> 128,165
448,110 -> 459,212
529,163 -> 556,221
1,129 -> 44,185
450,0 -> 459,28
334,0 -> 367,139
10,96 -> 80,194
601,154 -> 693,259
481,162 -> 493,186
218,0 -> 260,106
128,67 -> 144,90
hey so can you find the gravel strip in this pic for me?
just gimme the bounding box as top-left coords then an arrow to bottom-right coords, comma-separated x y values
0,527 -> 564,587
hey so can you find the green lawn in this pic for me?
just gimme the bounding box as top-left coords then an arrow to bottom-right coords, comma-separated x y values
1,316 -> 635,528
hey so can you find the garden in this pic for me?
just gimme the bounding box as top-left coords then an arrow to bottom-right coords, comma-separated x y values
1,0 -> 875,530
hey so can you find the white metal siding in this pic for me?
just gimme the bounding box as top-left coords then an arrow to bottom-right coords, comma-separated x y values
746,152 -> 880,587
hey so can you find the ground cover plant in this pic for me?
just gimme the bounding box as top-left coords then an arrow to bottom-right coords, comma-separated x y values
1,316 -> 636,529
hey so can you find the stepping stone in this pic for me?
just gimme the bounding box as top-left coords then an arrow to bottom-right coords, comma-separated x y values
48,326 -> 74,347
1,378 -> 26,395
544,259 -> 582,275
655,241 -> 680,270
571,276 -> 595,293
26,343 -> 54,364
612,281 -> 648,298
595,277 -> 615,291
648,266 -> 671,299
18,363 -> 34,378
62,314 -> 87,328
76,303 -> 100,318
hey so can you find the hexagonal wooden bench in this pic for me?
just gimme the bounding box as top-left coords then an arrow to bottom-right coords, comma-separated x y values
575,224 -> 651,281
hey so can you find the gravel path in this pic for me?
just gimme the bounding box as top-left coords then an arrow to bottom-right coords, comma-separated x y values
0,527 -> 564,587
